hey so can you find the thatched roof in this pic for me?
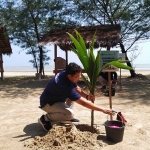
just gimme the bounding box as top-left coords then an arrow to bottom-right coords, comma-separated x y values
39,24 -> 121,50
0,26 -> 12,54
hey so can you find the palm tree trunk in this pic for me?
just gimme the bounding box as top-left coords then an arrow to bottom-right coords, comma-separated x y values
90,87 -> 95,132
39,46 -> 43,73
91,110 -> 94,132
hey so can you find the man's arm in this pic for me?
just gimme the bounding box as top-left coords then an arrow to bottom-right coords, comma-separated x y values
75,97 -> 114,115
75,86 -> 88,99
75,86 -> 95,101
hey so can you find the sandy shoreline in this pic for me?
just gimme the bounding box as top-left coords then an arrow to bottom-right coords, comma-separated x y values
3,69 -> 150,77
3,71 -> 55,77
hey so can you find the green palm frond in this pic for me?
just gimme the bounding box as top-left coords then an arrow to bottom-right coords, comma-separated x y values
74,30 -> 87,55
81,74 -> 90,88
108,61 -> 132,70
67,32 -> 89,72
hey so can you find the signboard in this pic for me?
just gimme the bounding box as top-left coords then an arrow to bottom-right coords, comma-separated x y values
100,51 -> 119,65
118,53 -> 126,61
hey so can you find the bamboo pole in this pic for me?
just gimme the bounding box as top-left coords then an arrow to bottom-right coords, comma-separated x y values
108,72 -> 113,120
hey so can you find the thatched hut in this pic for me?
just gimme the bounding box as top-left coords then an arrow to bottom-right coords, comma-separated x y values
0,26 -> 12,80
39,24 -> 121,74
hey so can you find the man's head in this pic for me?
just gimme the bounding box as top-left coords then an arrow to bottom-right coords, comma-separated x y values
66,62 -> 82,83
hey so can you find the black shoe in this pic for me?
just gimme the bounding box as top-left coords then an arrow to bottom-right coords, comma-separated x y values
38,115 -> 52,131
70,118 -> 80,122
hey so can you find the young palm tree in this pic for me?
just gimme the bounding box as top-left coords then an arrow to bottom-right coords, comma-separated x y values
67,30 -> 132,130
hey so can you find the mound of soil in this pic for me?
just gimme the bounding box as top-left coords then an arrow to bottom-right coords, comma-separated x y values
24,124 -> 106,150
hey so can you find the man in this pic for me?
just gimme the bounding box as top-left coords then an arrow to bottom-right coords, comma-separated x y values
38,62 -> 114,131
98,72 -> 117,91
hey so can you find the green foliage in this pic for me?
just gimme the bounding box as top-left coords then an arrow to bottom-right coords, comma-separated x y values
67,30 -> 101,94
72,0 -> 150,77
67,30 -> 132,94
0,0 -> 79,73
73,0 -> 150,49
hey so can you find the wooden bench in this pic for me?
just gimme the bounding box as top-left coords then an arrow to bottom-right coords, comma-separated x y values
53,57 -> 86,75
53,57 -> 66,75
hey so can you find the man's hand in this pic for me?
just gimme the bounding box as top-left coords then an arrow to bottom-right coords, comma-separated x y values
102,109 -> 115,115
87,93 -> 95,102
75,98 -> 116,115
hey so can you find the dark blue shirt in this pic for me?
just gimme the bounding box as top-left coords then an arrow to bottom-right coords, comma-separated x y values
40,71 -> 81,107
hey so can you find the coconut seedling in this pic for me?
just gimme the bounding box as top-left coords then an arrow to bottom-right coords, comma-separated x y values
67,30 -> 132,131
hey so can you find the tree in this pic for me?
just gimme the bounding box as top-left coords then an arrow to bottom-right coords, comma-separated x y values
0,0 -> 80,75
0,0 -> 49,74
72,0 -> 150,77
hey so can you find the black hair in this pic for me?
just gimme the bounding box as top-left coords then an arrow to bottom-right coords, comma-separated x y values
65,62 -> 82,76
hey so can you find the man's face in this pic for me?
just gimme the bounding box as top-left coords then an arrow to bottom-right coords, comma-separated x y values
67,72 -> 81,83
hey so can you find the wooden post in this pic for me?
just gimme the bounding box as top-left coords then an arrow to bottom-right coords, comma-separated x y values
54,44 -> 57,76
65,50 -> 68,67
103,69 -> 118,120
107,45 -> 110,51
0,53 -> 3,81
120,68 -> 122,90
108,72 -> 113,120
106,44 -> 112,120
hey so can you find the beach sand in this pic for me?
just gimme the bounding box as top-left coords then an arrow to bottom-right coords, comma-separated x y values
3,69 -> 150,77
0,70 -> 150,149
3,71 -> 55,77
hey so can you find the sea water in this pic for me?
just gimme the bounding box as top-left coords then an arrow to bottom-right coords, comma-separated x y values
3,64 -> 150,72
3,65 -> 54,72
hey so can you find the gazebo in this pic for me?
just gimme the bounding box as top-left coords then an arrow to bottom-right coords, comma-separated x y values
0,26 -> 12,80
39,24 -> 121,75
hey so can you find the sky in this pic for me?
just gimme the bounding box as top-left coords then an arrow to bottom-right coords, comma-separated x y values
3,41 -> 150,67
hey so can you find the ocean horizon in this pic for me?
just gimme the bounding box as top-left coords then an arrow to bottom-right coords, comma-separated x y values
3,64 -> 150,72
